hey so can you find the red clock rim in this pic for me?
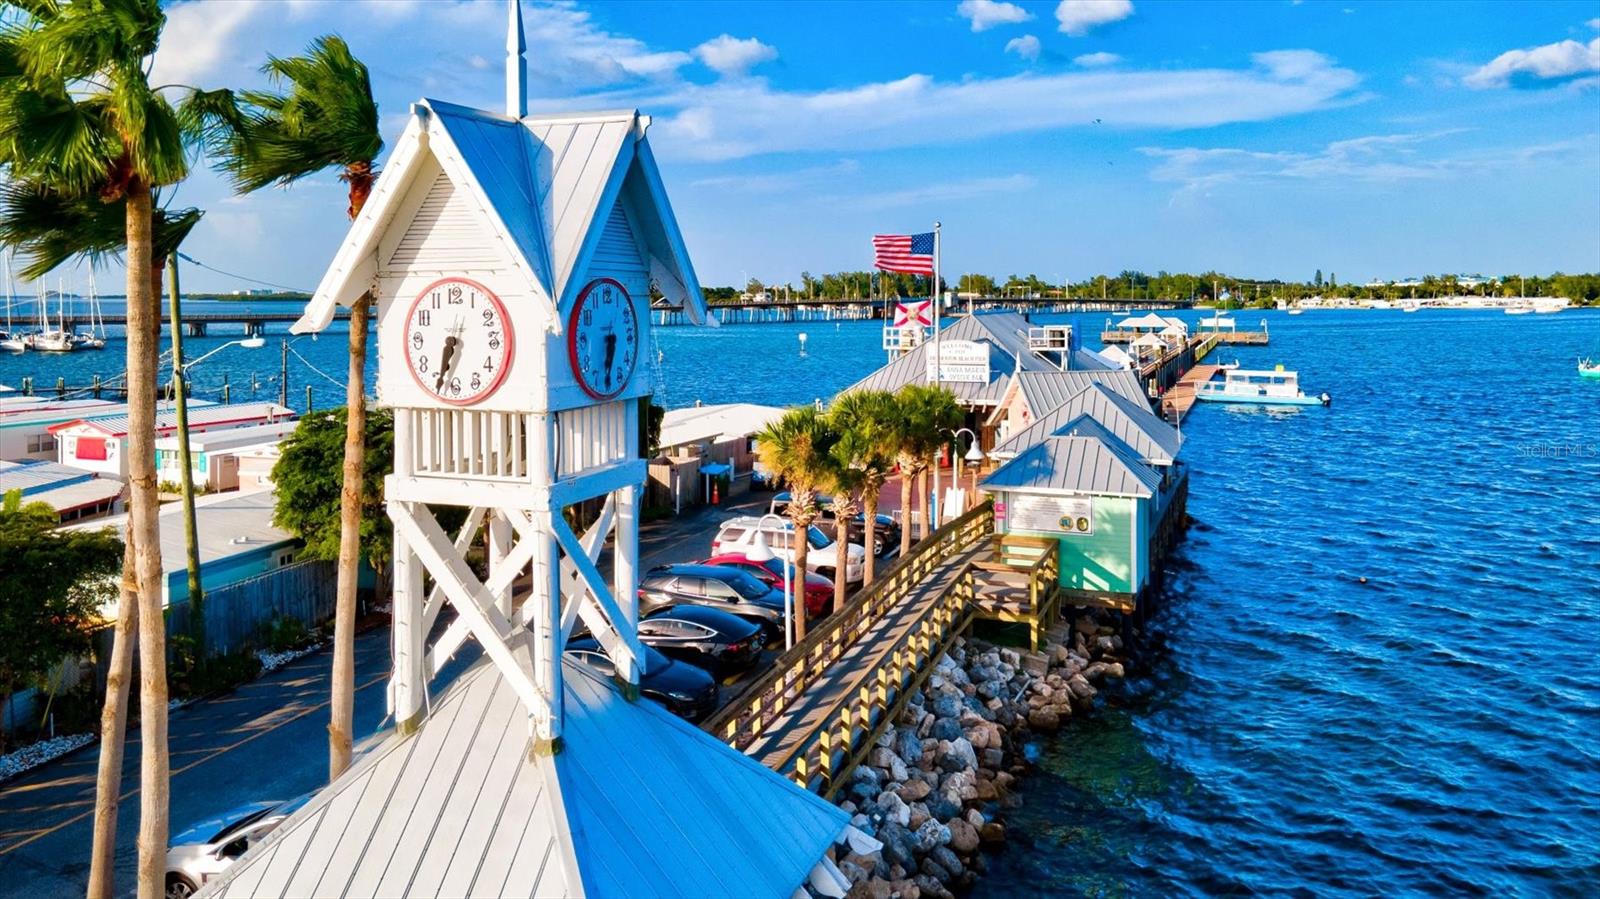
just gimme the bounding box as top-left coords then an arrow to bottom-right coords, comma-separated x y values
402,277 -> 515,406
567,277 -> 638,401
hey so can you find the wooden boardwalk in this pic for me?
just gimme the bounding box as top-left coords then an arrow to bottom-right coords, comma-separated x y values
743,544 -> 984,774
1160,363 -> 1222,424
705,503 -> 1043,796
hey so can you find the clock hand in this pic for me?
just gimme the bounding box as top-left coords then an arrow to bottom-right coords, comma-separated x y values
603,332 -> 618,388
435,333 -> 459,392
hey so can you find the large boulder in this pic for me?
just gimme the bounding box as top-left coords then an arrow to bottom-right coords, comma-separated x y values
876,789 -> 912,827
926,791 -> 961,822
898,778 -> 932,803
930,717 -> 963,742
1027,708 -> 1061,732
930,846 -> 964,880
915,818 -> 952,851
930,692 -> 962,720
935,738 -> 978,773
877,822 -> 919,870
895,727 -> 924,765
947,817 -> 980,854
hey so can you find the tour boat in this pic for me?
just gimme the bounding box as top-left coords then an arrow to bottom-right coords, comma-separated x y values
1195,366 -> 1330,407
1580,358 -> 1600,379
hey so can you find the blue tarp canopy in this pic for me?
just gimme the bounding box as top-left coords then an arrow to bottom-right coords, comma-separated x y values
700,462 -> 732,476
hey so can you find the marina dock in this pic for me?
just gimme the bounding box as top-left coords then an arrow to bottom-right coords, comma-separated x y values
1160,363 -> 1223,424
1102,328 -> 1268,344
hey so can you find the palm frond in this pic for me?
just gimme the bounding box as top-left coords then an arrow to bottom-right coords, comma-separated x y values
0,180 -> 201,279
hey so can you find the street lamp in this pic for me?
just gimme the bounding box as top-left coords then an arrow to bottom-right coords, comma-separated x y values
940,427 -> 984,521
747,513 -> 796,651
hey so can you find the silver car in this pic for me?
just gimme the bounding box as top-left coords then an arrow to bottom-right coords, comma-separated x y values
165,797 -> 306,898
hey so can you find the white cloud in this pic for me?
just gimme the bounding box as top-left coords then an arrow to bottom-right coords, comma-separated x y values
1006,35 -> 1042,62
692,160 -> 861,193
1056,0 -> 1134,37
1074,51 -> 1121,67
958,0 -> 1033,33
693,34 -> 778,77
1589,17 -> 1600,30
149,0 -> 272,88
1464,37 -> 1600,89
1140,130 -> 1590,194
639,49 -> 1361,161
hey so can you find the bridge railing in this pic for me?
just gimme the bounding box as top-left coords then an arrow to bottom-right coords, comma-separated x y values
705,499 -> 995,752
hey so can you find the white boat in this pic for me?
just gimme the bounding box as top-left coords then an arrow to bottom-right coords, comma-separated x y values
1,253 -> 23,353
1287,308 -> 1304,316
1195,366 -> 1330,407
1505,305 -> 1533,316
29,330 -> 75,352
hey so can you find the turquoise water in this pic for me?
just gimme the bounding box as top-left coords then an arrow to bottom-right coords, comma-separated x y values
5,304 -> 1599,895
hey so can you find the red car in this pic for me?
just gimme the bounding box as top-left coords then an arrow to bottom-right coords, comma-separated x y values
702,553 -> 836,617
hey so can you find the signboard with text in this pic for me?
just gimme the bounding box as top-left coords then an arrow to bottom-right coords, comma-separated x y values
926,339 -> 990,383
1008,494 -> 1094,535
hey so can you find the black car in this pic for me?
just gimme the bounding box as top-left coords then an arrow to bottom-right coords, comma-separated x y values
565,638 -> 719,721
639,604 -> 765,675
637,563 -> 786,638
772,492 -> 902,557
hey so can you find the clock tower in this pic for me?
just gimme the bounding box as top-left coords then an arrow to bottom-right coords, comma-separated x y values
290,36 -> 710,753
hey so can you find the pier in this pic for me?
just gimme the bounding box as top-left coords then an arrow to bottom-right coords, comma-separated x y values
1102,327 -> 1268,345
1159,364 -> 1223,424
44,307 -> 369,337
652,294 -> 1196,326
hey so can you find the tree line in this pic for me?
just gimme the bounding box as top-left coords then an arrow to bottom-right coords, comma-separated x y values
701,269 -> 1600,306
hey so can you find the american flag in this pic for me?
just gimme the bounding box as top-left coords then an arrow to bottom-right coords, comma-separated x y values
873,232 -> 935,275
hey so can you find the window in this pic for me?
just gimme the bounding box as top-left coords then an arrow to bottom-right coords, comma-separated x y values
569,650 -> 616,677
673,576 -> 704,596
27,434 -> 55,454
718,527 -> 748,544
807,526 -> 831,549
704,580 -> 739,601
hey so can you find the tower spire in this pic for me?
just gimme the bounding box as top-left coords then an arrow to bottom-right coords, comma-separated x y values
506,0 -> 527,118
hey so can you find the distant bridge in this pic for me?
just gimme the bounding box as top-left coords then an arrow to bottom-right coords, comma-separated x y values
53,307 -> 370,337
653,294 -> 1195,325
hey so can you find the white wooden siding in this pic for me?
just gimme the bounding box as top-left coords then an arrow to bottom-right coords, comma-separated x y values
587,202 -> 649,299
397,404 -> 627,481
388,170 -> 502,270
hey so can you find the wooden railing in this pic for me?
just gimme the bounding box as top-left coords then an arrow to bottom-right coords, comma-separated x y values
704,500 -> 996,752
793,562 -> 978,797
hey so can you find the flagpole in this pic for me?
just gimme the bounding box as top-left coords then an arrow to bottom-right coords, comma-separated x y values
930,221 -> 942,531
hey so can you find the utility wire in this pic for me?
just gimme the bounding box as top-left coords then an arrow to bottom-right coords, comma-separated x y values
288,345 -> 348,390
175,252 -> 310,294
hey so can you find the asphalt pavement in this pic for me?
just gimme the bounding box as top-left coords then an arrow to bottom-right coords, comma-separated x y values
0,494 -> 767,898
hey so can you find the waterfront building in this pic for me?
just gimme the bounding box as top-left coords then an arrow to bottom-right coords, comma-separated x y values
982,382 -> 1187,612
986,368 -> 1149,447
46,401 -> 292,479
209,8 -> 851,893
153,419 -> 300,492
847,311 -> 1115,449
0,458 -> 123,522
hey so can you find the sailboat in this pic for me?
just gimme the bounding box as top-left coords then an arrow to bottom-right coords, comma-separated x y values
72,271 -> 106,349
28,281 -> 75,352
0,252 -> 26,353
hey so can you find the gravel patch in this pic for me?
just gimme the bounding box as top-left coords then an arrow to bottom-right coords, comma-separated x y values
0,733 -> 95,782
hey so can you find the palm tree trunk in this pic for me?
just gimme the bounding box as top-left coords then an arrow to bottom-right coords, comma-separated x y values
792,529 -> 809,642
898,466 -> 914,556
861,485 -> 880,586
832,510 -> 850,616
127,182 -> 169,899
86,525 -> 138,899
328,290 -> 369,781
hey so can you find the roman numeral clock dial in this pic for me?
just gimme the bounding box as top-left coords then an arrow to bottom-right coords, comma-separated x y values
403,278 -> 513,405
567,278 -> 639,400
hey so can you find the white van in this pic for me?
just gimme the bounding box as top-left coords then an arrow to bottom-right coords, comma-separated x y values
711,515 -> 866,584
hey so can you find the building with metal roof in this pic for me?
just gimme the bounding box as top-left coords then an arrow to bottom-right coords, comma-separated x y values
985,420 -> 1162,499
47,402 -> 292,479
0,398 -> 125,462
201,656 -> 849,899
0,459 -> 123,522
154,420 -> 300,492
62,490 -> 298,610
991,381 -> 1183,466
985,368 -> 1149,448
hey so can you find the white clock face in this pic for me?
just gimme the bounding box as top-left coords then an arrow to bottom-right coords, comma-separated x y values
567,278 -> 639,400
403,278 -> 514,405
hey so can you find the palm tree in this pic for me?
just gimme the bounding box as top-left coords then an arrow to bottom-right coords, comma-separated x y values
888,384 -> 960,554
756,407 -> 837,641
1,4 -> 193,894
822,445 -> 864,616
187,34 -> 382,781
827,389 -> 897,586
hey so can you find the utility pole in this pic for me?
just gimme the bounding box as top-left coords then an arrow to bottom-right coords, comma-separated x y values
168,256 -> 207,660
279,338 -> 289,408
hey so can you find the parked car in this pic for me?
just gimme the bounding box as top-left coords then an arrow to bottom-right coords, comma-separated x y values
166,796 -> 309,898
711,515 -> 866,584
639,604 -> 765,675
637,563 -> 787,637
565,637 -> 719,721
770,492 -> 902,558
702,552 -> 834,617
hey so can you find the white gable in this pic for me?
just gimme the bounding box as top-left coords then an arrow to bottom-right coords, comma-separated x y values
386,169 -> 501,270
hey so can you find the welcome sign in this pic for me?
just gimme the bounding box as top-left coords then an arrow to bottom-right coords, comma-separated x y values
926,339 -> 990,383
1009,494 -> 1094,535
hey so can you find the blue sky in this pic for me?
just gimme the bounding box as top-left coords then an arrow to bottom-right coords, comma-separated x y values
122,0 -> 1600,292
